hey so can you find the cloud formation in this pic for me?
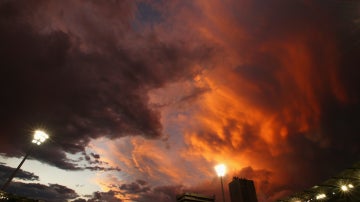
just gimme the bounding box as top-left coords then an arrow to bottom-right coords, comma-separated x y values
0,0 -> 214,169
0,164 -> 39,181
0,0 -> 360,201
2,182 -> 78,202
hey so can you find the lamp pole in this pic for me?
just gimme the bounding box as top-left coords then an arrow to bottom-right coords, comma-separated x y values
220,175 -> 225,202
215,164 -> 226,202
1,152 -> 30,190
1,130 -> 49,191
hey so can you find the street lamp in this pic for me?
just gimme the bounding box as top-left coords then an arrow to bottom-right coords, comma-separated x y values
215,164 -> 226,202
32,130 -> 49,145
1,130 -> 49,190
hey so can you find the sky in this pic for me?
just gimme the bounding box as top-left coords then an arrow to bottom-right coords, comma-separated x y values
0,0 -> 359,201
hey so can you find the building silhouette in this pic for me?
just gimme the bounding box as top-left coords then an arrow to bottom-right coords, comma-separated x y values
229,177 -> 258,202
278,161 -> 360,202
176,192 -> 215,202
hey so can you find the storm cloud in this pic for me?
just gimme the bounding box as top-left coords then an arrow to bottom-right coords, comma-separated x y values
0,0 -> 214,169
0,164 -> 39,181
3,182 -> 78,202
0,0 -> 359,201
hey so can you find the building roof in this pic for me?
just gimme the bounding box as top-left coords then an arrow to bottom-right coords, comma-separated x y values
277,161 -> 360,202
176,192 -> 215,202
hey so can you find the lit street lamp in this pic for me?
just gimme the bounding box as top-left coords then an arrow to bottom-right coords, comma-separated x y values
1,130 -> 49,191
215,164 -> 226,202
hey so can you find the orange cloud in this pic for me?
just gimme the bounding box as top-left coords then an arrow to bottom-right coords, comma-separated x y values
88,1 -> 354,200
160,0 -> 348,199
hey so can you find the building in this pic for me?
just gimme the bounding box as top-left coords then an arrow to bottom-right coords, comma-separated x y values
277,161 -> 360,202
176,192 -> 215,202
229,177 -> 258,202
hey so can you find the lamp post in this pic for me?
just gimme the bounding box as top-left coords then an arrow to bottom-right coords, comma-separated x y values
215,164 -> 226,202
1,130 -> 49,191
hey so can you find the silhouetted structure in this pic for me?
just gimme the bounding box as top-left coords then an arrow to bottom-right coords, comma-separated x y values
229,177 -> 258,202
176,192 -> 215,202
278,161 -> 360,202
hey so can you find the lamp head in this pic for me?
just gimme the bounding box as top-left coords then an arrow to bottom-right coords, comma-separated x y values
32,130 -> 49,145
215,164 -> 226,177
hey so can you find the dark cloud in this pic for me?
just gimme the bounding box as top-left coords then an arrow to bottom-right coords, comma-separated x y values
86,190 -> 122,202
102,181 -> 185,201
135,184 -> 184,202
119,181 -> 150,195
83,166 -> 121,172
90,153 -> 100,159
0,164 -> 39,181
0,0 -> 214,169
136,179 -> 148,186
26,150 -> 120,171
80,151 -> 107,166
0,0 -> 360,201
73,151 -> 119,171
2,182 -> 78,202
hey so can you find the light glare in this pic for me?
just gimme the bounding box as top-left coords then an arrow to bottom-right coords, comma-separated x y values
215,164 -> 226,177
341,185 -> 348,191
315,193 -> 326,200
32,130 -> 49,145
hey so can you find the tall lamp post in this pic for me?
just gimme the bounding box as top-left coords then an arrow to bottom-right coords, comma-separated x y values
1,130 -> 49,191
215,164 -> 226,202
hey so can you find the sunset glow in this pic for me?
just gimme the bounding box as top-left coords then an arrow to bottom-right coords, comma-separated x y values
0,0 -> 359,201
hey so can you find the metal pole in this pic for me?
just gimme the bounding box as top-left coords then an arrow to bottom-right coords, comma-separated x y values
1,152 -> 30,191
220,176 -> 226,202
